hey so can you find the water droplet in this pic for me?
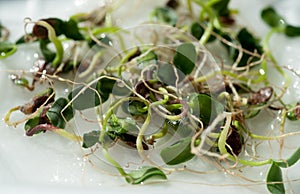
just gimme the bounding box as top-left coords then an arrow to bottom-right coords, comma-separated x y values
259,68 -> 265,75
33,53 -> 39,58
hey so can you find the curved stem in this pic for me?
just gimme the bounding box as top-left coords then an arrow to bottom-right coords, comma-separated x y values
136,87 -> 169,158
102,147 -> 128,177
4,106 -> 21,127
218,114 -> 272,166
36,21 -> 64,67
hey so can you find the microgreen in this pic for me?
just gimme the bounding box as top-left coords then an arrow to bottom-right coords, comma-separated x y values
126,166 -> 167,184
82,130 -> 100,148
211,0 -> 230,17
4,1 -> 300,192
0,41 -> 17,59
261,7 -> 285,28
173,43 -> 196,75
160,137 -> 194,165
46,97 -> 74,128
266,162 -> 285,194
233,28 -> 263,67
190,22 -> 216,42
188,93 -> 224,127
150,7 -> 178,26
68,78 -> 115,110
261,6 -> 300,37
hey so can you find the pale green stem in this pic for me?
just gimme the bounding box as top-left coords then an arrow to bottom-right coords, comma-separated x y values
36,21 -> 64,67
218,114 -> 272,166
102,147 -> 128,177
4,106 -> 21,127
136,87 -> 169,157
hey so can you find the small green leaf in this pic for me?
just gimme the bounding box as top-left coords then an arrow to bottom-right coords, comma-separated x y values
62,19 -> 84,40
68,78 -> 114,110
266,162 -> 285,194
24,117 -> 40,132
122,100 -> 148,116
160,137 -> 194,165
157,63 -> 184,86
190,22 -> 204,40
211,0 -> 230,17
46,98 -> 74,128
190,22 -> 216,42
285,25 -> 300,37
188,93 -> 224,127
173,43 -> 196,75
233,28 -> 263,67
0,41 -> 17,59
274,147 -> 300,168
261,7 -> 285,28
126,166 -> 167,184
98,77 -> 116,94
150,7 -> 178,26
82,130 -> 100,148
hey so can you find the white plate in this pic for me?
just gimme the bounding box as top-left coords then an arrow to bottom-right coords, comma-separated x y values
1,0 -> 300,193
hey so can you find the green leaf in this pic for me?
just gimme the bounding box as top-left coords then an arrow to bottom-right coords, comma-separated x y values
160,137 -> 194,165
261,7 -> 285,28
126,166 -> 167,184
274,147 -> 300,168
266,162 -> 285,194
0,41 -> 17,59
173,43 -> 196,75
24,117 -> 40,132
157,63 -> 184,86
211,0 -> 230,17
233,28 -> 263,67
190,22 -> 216,42
121,99 -> 148,116
68,78 -> 114,110
82,130 -> 100,148
188,93 -> 224,127
150,7 -> 178,26
285,25 -> 300,37
98,77 -> 116,94
190,22 -> 204,40
46,98 -> 74,128
261,7 -> 300,38
62,19 -> 84,40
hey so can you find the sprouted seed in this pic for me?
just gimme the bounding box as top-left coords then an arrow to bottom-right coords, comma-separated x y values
2,1 -> 300,193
